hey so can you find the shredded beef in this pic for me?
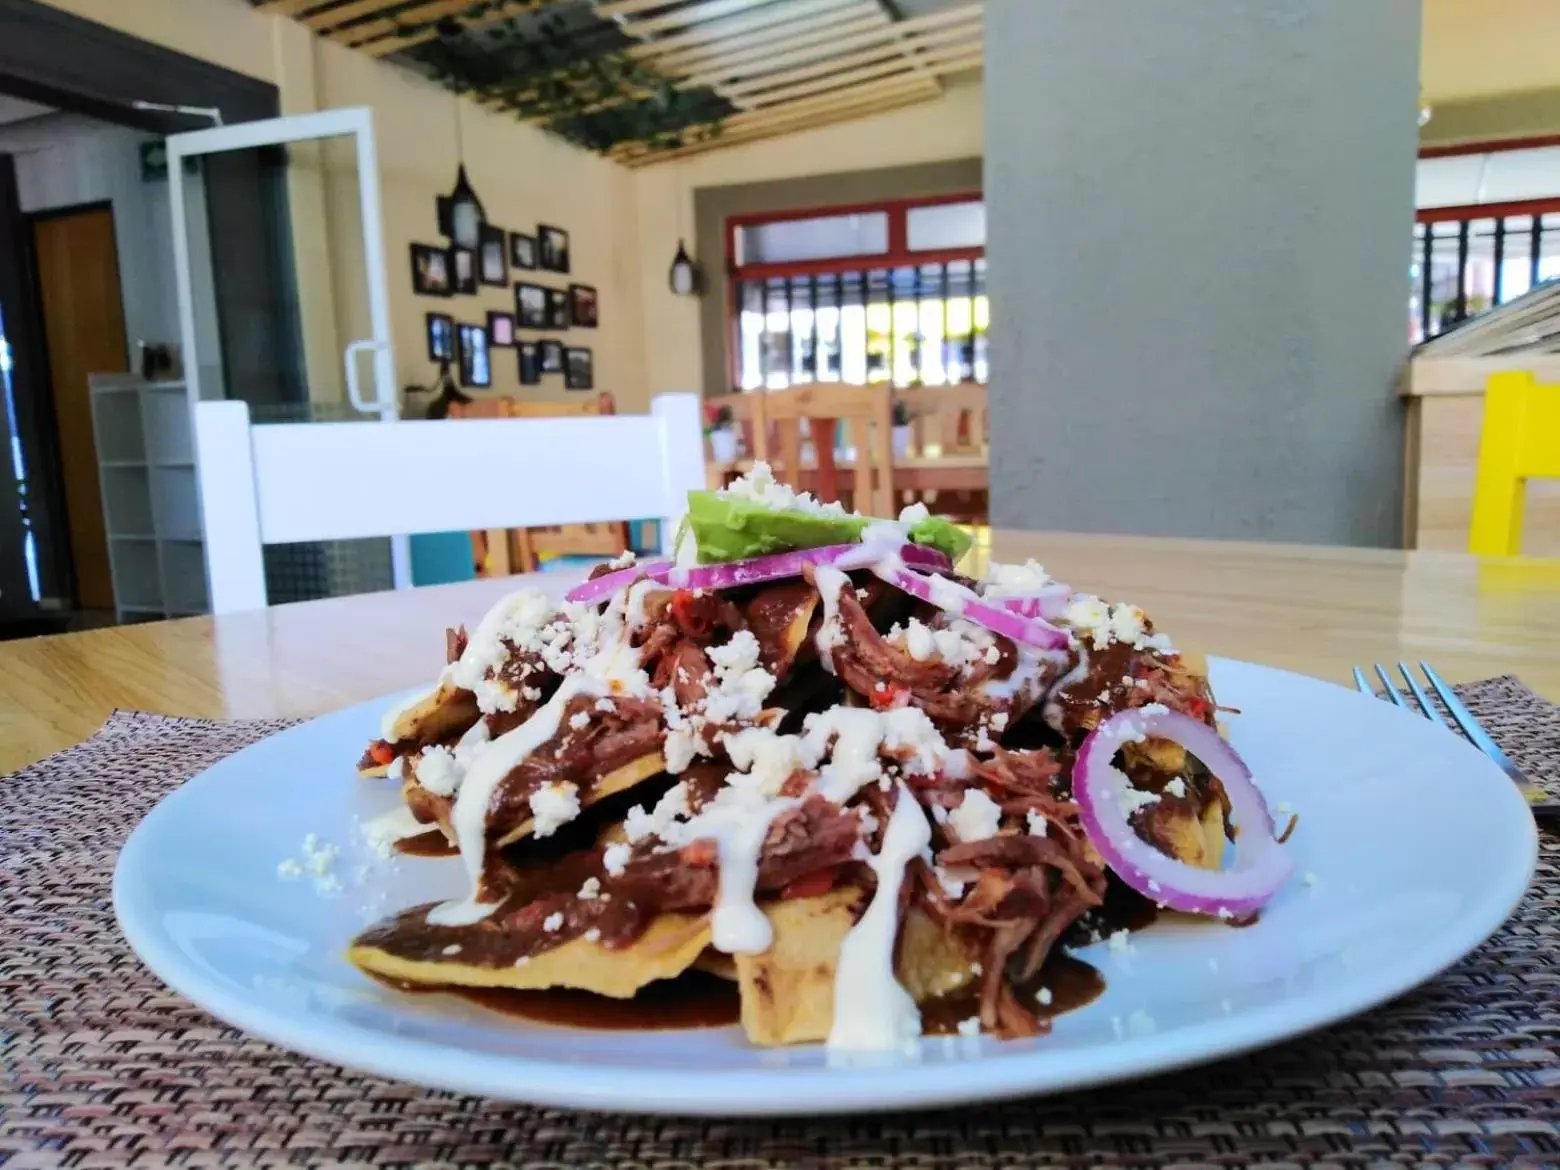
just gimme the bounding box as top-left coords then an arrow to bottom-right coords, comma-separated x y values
744,581 -> 820,681
606,797 -> 864,912
446,625 -> 468,664
488,694 -> 665,828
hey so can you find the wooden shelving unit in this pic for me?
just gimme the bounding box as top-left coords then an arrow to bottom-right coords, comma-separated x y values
88,374 -> 208,622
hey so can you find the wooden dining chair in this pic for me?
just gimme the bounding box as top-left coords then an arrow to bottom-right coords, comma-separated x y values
896,382 -> 988,456
890,382 -> 989,522
1469,370 -> 1560,556
752,383 -> 895,518
191,394 -> 704,613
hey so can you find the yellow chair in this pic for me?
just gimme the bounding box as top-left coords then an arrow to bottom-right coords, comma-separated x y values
1469,371 -> 1560,556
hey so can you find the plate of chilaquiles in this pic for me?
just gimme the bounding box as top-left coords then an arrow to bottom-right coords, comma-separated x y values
115,465 -> 1536,1115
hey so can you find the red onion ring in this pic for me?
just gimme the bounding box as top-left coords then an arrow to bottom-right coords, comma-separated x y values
670,542 -> 948,590
564,544 -> 950,604
1073,706 -> 1292,917
870,563 -> 1071,651
564,560 -> 673,605
995,585 -> 1072,622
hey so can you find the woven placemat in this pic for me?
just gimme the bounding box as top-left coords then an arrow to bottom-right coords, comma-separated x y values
3,682 -> 1558,1169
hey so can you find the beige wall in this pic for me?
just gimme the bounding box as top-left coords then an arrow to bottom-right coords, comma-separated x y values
633,80 -> 984,399
1421,0 -> 1560,102
37,0 -> 649,413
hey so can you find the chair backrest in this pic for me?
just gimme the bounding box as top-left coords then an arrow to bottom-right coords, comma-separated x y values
194,392 -> 704,613
752,383 -> 894,517
447,395 -> 625,574
895,382 -> 988,455
1469,370 -> 1560,556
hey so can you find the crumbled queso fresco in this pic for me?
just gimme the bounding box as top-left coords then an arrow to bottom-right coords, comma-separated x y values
718,460 -> 847,517
948,788 -> 1003,842
1062,594 -> 1174,653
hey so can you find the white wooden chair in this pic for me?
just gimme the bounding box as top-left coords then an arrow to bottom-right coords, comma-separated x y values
193,392 -> 704,614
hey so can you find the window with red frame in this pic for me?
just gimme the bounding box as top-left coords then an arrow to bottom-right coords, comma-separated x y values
727,193 -> 986,392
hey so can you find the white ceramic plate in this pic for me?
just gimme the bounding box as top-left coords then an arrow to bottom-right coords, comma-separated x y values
113,658 -> 1537,1116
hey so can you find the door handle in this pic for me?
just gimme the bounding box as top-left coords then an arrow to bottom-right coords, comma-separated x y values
345,338 -> 390,414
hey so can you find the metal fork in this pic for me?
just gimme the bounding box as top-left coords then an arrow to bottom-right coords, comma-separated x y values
1353,661 -> 1559,825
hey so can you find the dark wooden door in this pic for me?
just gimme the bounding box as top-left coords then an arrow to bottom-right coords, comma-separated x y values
31,204 -> 128,610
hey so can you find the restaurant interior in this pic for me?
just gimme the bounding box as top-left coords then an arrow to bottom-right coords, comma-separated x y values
5,1 -> 1560,1162
1,0 -> 1558,635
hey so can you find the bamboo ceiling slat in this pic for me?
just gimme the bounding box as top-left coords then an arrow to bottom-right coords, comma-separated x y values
717,22 -> 979,97
680,3 -> 975,82
738,43 -> 978,107
255,0 -> 330,15
614,0 -> 773,39
607,70 -> 934,159
339,0 -> 481,47
620,91 -> 934,166
593,0 -> 676,17
302,0 -> 413,32
663,12 -> 884,77
649,7 -> 875,74
259,0 -> 982,161
622,0 -> 865,61
353,0 -> 543,52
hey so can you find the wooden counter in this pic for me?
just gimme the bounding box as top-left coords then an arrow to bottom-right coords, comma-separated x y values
1402,356 -> 1560,555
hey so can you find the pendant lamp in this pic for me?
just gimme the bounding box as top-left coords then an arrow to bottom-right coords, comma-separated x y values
446,96 -> 486,250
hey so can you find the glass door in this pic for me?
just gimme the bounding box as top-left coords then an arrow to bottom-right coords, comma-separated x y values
164,108 -> 409,597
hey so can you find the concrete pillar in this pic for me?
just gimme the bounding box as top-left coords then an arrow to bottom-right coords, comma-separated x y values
986,0 -> 1421,546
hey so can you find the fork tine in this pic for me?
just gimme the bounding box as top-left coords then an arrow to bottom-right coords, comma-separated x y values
1397,663 -> 1448,727
1373,664 -> 1407,708
1351,665 -> 1373,694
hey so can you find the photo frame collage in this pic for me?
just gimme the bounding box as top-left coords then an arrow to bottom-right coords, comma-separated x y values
413,206 -> 596,391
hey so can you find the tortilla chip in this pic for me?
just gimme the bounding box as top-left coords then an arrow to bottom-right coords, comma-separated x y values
495,752 -> 669,848
390,680 -> 479,747
1146,801 -> 1225,871
897,908 -> 979,1002
734,893 -> 977,1046
1199,800 -> 1228,870
348,910 -> 711,999
693,949 -> 738,981
357,681 -> 480,778
735,888 -> 861,1046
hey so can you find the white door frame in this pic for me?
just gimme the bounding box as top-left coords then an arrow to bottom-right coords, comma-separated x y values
165,106 -> 411,588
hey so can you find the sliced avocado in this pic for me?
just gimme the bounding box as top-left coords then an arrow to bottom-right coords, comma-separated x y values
685,491 -> 867,563
684,490 -> 973,566
907,514 -> 973,564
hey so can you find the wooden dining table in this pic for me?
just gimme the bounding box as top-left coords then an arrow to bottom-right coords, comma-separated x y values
4,530 -> 1560,775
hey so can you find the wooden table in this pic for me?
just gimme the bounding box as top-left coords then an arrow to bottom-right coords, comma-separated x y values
5,531 -> 1560,774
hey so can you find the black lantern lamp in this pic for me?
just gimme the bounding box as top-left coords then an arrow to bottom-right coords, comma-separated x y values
668,238 -> 701,296
446,97 -> 486,251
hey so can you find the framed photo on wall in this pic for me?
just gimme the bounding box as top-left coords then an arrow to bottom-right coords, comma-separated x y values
450,246 -> 477,295
539,338 -> 564,375
515,282 -> 548,329
518,341 -> 540,385
568,283 -> 598,328
426,311 -> 454,361
479,224 -> 508,287
538,223 -> 570,273
487,311 -> 515,347
546,287 -> 570,329
564,346 -> 593,390
410,243 -> 451,296
458,323 -> 491,388
510,232 -> 536,270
